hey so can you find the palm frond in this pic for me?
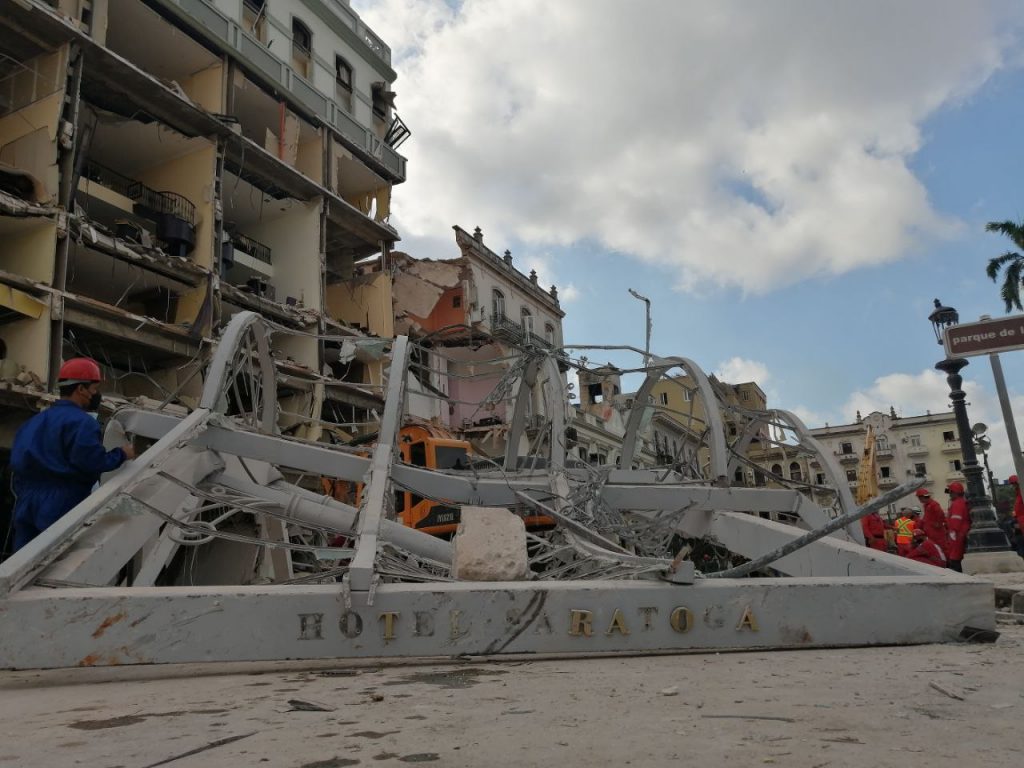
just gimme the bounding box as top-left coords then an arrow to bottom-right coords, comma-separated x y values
986,219 -> 1024,251
987,251 -> 1022,282
1002,258 -> 1024,312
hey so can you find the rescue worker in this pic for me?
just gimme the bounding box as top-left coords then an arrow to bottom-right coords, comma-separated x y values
893,508 -> 916,556
10,358 -> 135,550
907,527 -> 947,568
1012,475 -> 1024,539
945,481 -> 971,572
860,510 -> 888,552
1007,475 -> 1024,559
916,488 -> 948,549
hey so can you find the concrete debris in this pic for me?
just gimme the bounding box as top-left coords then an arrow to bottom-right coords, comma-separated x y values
451,506 -> 528,581
928,681 -> 965,701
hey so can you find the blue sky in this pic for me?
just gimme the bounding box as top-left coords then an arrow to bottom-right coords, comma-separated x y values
357,0 -> 1024,473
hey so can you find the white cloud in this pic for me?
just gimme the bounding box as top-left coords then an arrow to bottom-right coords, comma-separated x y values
355,0 -> 1022,293
715,357 -> 770,385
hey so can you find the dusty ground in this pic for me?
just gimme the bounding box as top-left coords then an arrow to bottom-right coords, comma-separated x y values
0,623 -> 1022,768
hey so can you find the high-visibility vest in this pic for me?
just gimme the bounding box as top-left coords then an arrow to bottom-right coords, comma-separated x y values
894,517 -> 915,543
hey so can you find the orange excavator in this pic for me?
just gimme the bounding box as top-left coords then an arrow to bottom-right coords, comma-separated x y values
322,422 -> 552,538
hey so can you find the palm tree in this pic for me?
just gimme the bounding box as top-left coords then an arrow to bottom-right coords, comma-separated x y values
985,220 -> 1024,311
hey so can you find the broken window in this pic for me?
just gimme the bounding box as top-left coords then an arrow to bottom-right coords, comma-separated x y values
491,289 -> 505,320
292,19 -> 313,80
789,462 -> 802,482
335,56 -> 353,111
943,430 -> 956,442
588,382 -> 603,404
243,0 -> 267,42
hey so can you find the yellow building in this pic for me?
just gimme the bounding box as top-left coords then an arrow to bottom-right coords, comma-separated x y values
0,0 -> 407,451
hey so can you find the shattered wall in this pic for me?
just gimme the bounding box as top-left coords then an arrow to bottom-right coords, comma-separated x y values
391,255 -> 466,336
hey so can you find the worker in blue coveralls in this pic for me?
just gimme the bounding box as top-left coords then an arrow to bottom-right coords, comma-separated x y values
10,357 -> 135,551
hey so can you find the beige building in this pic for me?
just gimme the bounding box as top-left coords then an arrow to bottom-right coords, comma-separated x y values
0,0 -> 408,453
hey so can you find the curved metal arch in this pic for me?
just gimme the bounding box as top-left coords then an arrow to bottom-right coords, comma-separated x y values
620,356 -> 728,484
200,311 -> 278,434
502,352 -> 567,473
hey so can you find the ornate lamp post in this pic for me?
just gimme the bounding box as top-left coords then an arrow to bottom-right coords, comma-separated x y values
929,299 -> 1009,551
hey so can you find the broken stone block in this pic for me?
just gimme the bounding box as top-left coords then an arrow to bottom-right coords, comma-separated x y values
451,506 -> 528,581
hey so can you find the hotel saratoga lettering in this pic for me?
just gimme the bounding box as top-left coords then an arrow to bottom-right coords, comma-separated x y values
296,605 -> 760,642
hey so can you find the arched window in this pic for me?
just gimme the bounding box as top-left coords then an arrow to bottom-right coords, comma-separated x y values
789,461 -> 802,482
335,56 -> 353,111
734,467 -> 744,484
491,289 -> 505,320
544,323 -> 555,345
292,19 -> 312,79
520,307 -> 534,335
770,463 -> 782,477
754,469 -> 766,487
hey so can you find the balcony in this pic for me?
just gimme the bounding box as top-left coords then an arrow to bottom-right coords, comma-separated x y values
906,445 -> 929,457
230,232 -> 272,265
836,451 -> 859,465
942,441 -> 961,453
489,312 -> 525,344
875,447 -> 894,459
879,476 -> 898,489
80,161 -> 197,257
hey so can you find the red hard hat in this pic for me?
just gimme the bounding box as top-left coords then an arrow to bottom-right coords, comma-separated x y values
947,481 -> 965,495
1011,475 -> 1019,485
915,488 -> 930,498
58,357 -> 102,384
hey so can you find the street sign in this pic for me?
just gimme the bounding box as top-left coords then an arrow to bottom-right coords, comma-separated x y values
944,314 -> 1024,358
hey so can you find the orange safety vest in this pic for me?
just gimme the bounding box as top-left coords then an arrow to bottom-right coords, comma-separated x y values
894,516 -> 915,544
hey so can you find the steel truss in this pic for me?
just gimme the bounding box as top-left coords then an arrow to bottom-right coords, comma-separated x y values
0,313 -> 994,669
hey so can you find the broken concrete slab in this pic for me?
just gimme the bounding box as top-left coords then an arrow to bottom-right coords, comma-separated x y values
451,506 -> 528,581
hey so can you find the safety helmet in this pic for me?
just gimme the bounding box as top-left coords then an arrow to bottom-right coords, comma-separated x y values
915,488 -> 931,498
58,357 -> 102,385
1011,475 -> 1019,486
947,481 -> 965,495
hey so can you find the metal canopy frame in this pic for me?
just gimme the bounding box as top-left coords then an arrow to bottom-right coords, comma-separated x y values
0,312 -> 993,670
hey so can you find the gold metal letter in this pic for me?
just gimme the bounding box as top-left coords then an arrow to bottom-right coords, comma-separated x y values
670,606 -> 693,633
638,606 -> 658,631
605,608 -> 630,636
569,609 -> 593,637
736,606 -> 759,632
379,611 -> 400,643
449,609 -> 470,640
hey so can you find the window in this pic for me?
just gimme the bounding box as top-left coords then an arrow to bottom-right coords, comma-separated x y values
815,473 -> 826,485
789,462 -> 802,482
914,462 -> 927,476
335,56 -> 353,111
846,469 -> 857,482
243,0 -> 267,42
909,434 -> 922,447
588,382 -> 603,404
876,436 -> 888,450
949,459 -> 962,472
292,19 -> 313,79
659,392 -> 669,406
880,466 -> 891,478
770,464 -> 782,477
754,470 -> 766,487
741,390 -> 749,401
943,430 -> 956,442
491,289 -> 505,319
683,389 -> 693,402
841,442 -> 853,454
734,468 -> 744,484
544,323 -> 555,345
728,424 -> 738,437
520,307 -> 534,335
452,294 -> 461,308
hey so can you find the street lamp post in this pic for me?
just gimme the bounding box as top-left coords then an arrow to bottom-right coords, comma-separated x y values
929,299 -> 1010,551
628,289 -> 652,368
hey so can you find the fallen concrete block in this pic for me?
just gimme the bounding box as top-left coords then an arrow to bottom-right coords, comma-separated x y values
452,506 -> 528,581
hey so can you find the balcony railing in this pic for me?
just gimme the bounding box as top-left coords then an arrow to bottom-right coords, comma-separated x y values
879,476 -> 898,488
942,441 -> 961,453
836,451 -> 859,464
489,312 -> 524,344
231,232 -> 272,264
906,445 -> 929,456
82,160 -> 197,227
875,447 -> 894,459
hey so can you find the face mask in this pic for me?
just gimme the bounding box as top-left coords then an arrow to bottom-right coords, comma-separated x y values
87,391 -> 102,411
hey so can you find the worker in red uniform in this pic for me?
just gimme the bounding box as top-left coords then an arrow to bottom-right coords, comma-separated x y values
893,509 -> 916,556
1012,476 -> 1024,536
860,510 -> 888,552
945,481 -> 971,572
907,527 -> 947,568
915,488 -> 948,550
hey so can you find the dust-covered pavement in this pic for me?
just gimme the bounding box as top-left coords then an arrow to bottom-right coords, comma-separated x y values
1,625 -> 1022,768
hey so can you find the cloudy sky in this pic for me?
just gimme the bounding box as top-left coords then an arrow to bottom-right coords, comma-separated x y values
356,0 -> 1024,476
